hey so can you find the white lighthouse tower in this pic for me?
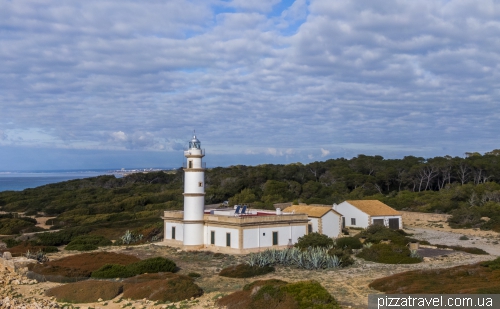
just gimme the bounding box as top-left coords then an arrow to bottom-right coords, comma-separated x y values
182,134 -> 205,248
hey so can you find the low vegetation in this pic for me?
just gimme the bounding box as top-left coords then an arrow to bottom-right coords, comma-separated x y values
123,273 -> 203,302
247,247 -> 343,270
46,280 -> 123,303
217,279 -> 341,309
370,259 -> 500,294
219,263 -> 275,278
64,235 -> 112,251
91,257 -> 177,279
294,232 -> 333,249
356,243 -> 422,264
0,213 -> 42,234
29,252 -> 140,279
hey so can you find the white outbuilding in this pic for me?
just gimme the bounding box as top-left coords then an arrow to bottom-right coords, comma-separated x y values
282,205 -> 343,238
334,200 -> 402,230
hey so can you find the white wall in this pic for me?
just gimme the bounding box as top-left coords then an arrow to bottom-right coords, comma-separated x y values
309,217 -> 319,233
205,226 -> 240,249
184,171 -> 204,193
321,211 -> 341,237
243,225 -> 306,249
335,201 -> 370,228
165,222 -> 184,241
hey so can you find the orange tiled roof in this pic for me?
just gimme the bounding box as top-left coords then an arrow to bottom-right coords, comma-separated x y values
283,205 -> 340,218
345,200 -> 400,216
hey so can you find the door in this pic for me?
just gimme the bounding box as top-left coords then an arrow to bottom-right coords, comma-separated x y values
342,217 -> 345,228
388,218 -> 400,230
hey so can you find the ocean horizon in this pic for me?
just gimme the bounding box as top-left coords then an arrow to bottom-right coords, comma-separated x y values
0,168 -> 173,192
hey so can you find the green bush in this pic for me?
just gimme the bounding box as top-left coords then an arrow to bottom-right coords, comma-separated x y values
327,248 -> 354,267
295,233 -> 333,250
335,237 -> 362,249
91,257 -> 177,279
219,279 -> 340,309
219,263 -> 275,278
356,243 -> 422,264
3,238 -> 21,248
281,280 -> 341,309
356,225 -> 409,245
188,272 -> 201,278
129,257 -> 177,274
480,257 -> 500,270
91,264 -> 132,279
65,235 -> 112,251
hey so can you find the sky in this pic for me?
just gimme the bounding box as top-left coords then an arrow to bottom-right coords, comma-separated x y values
1,0 -> 499,170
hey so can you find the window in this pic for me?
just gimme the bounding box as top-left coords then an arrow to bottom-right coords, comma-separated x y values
226,233 -> 231,247
272,231 -> 278,245
351,218 -> 356,225
172,227 -> 176,240
188,161 -> 193,168
198,182 -> 203,187
210,231 -> 215,245
308,224 -> 313,234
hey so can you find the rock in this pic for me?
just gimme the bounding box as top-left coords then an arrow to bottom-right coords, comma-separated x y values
2,252 -> 12,260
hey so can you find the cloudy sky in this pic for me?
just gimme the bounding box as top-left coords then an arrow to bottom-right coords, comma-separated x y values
1,0 -> 499,170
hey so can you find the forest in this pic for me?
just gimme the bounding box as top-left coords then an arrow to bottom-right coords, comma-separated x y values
0,149 -> 500,234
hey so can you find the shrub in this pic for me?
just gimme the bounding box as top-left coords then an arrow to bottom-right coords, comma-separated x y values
3,238 -> 21,248
327,248 -> 354,267
459,235 -> 469,240
46,280 -> 123,303
356,225 -> 409,245
219,263 -> 275,278
123,273 -> 203,302
218,279 -> 341,309
335,237 -> 362,250
295,233 -> 333,250
481,257 -> 500,270
188,272 -> 201,278
91,257 -> 177,279
91,264 -> 132,278
281,280 -> 341,309
356,243 -> 422,264
65,235 -> 112,251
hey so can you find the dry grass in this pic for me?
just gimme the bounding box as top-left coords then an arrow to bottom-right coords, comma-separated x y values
30,252 -> 140,278
369,262 -> 500,294
45,280 -> 123,303
122,272 -> 202,302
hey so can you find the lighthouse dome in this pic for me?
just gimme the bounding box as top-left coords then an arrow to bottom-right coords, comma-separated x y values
189,135 -> 201,149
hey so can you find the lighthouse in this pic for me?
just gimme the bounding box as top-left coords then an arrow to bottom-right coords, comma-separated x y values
183,134 -> 205,248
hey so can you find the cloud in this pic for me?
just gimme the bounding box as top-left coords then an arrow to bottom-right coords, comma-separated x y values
320,148 -> 330,157
1,0 -> 500,170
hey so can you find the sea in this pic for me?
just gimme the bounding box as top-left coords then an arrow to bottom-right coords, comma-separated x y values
0,170 -> 116,192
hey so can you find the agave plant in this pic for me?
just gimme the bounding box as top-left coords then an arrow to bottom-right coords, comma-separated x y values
363,242 -> 373,248
410,249 -> 420,258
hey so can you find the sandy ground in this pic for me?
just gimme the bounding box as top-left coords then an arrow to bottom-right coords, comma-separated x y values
35,217 -> 56,230
2,212 -> 500,309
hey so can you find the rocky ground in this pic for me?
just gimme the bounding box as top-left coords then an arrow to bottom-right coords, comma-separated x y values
1,212 -> 499,309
